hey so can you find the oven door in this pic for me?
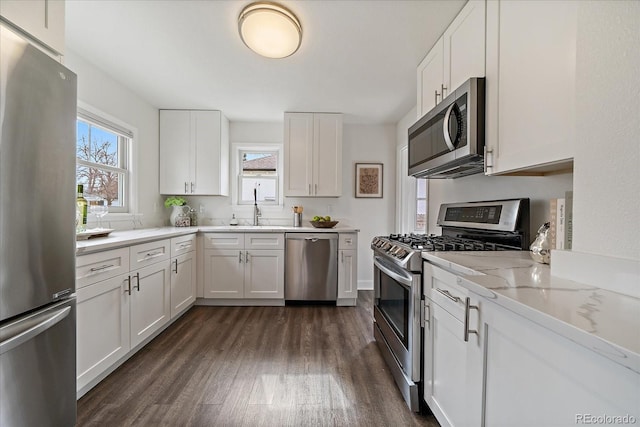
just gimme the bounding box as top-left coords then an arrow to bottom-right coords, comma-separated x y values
373,255 -> 421,382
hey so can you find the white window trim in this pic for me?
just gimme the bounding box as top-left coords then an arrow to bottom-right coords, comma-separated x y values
396,144 -> 427,234
77,101 -> 138,216
231,143 -> 283,207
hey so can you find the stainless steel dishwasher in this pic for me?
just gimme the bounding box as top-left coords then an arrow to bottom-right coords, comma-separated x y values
285,233 -> 338,301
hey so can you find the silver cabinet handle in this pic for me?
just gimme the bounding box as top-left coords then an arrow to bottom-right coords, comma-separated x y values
0,305 -> 71,355
89,264 -> 115,272
421,300 -> 430,328
435,288 -> 461,303
464,297 -> 479,342
172,259 -> 178,273
144,251 -> 163,260
435,89 -> 440,105
315,184 -> 317,195
124,276 -> 131,295
133,272 -> 140,292
239,251 -> 243,263
184,182 -> 188,193
484,147 -> 493,174
178,242 -> 191,249
341,251 -> 344,263
441,83 -> 447,98
191,182 -> 194,193
309,184 -> 311,195
245,251 -> 250,263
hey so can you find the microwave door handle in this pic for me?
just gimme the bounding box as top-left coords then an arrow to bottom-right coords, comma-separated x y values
443,103 -> 456,151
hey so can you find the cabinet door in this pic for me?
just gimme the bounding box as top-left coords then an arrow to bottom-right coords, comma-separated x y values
482,300 -> 639,426
313,113 -> 342,197
417,37 -> 444,118
337,249 -> 357,299
429,302 -> 467,427
192,111 -> 229,195
76,274 -> 130,392
0,0 -> 65,55
130,263 -> 171,348
170,252 -> 196,318
443,0 -> 485,93
485,0 -> 577,175
284,113 -> 313,196
160,110 -> 192,195
203,249 -> 244,298
244,250 -> 284,299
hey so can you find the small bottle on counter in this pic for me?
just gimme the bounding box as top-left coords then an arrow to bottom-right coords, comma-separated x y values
76,184 -> 88,233
230,214 -> 238,226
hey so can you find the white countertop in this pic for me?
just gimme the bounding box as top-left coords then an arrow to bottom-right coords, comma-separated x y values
422,251 -> 640,374
76,224 -> 359,254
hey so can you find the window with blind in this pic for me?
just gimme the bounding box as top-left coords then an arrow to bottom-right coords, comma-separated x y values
76,110 -> 132,212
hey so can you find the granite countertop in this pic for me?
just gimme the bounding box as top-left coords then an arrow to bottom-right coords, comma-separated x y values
422,251 -> 640,374
76,224 -> 359,254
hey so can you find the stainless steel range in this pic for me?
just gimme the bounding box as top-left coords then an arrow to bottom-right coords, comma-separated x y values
372,198 -> 530,412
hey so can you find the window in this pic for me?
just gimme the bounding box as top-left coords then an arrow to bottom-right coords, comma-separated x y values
416,178 -> 427,231
237,149 -> 279,205
76,110 -> 132,213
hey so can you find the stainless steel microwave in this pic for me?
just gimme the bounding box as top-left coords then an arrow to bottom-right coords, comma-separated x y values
408,77 -> 485,179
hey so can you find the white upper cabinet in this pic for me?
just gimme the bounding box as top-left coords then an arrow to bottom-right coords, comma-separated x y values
417,0 -> 486,119
284,112 -> 342,197
160,110 -> 229,196
485,0 -> 577,175
417,37 -> 445,118
0,0 -> 65,56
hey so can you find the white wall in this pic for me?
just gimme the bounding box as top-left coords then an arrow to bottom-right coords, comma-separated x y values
64,49 -> 164,228
187,122 -> 397,289
572,1 -> 640,261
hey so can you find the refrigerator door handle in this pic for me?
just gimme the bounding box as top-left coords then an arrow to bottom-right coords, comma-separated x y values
0,306 -> 71,355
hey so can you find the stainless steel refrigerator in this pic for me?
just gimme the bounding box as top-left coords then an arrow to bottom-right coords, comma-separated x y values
0,26 -> 77,426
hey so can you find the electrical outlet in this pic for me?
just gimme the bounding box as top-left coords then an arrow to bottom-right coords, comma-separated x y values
327,204 -> 332,214
153,202 -> 158,212
199,204 -> 205,214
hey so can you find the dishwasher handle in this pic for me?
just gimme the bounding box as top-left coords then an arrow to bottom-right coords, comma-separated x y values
285,233 -> 338,241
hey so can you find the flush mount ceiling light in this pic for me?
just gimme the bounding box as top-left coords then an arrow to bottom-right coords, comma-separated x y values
238,2 -> 302,59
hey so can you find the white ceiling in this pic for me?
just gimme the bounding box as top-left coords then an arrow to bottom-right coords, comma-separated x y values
65,0 -> 466,124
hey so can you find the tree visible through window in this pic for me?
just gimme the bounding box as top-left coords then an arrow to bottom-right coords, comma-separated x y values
76,114 -> 130,212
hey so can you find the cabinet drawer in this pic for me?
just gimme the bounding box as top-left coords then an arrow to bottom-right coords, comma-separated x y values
171,234 -> 196,257
425,263 -> 468,319
76,247 -> 130,289
245,233 -> 284,250
130,239 -> 170,269
203,233 -> 244,250
339,233 -> 357,250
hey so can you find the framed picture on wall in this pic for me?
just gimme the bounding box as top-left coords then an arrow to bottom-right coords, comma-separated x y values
355,163 -> 383,198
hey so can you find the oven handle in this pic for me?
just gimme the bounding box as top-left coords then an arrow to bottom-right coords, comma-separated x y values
374,256 -> 413,289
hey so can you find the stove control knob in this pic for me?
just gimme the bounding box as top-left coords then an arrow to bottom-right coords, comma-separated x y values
396,249 -> 408,258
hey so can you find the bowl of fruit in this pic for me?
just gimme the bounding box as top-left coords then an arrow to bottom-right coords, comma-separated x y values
310,216 -> 339,228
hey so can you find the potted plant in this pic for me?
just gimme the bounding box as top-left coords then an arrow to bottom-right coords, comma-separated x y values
164,196 -> 188,226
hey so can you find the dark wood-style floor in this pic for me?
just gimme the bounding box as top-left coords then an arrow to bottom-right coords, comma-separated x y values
77,291 -> 438,426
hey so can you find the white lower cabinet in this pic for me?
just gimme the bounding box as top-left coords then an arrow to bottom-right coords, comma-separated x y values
482,300 -> 639,426
170,251 -> 196,318
129,262 -> 171,348
337,233 -> 358,305
423,263 -> 483,427
423,261 -> 640,426
76,274 -> 130,392
337,249 -> 357,299
203,233 -> 285,300
76,235 -> 196,396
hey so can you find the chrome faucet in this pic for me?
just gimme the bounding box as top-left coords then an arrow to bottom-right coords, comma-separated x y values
252,187 -> 261,226
253,203 -> 261,226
